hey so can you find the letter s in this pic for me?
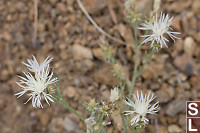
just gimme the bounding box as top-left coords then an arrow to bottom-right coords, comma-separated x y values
188,103 -> 198,116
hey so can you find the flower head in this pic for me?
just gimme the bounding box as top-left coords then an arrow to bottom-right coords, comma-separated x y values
85,112 -> 96,133
110,87 -> 119,103
15,56 -> 57,108
139,12 -> 181,48
113,64 -> 125,79
22,55 -> 53,73
99,101 -> 114,117
87,98 -> 98,112
124,91 -> 160,127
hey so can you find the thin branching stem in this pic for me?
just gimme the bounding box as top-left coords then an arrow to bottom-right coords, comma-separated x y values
97,114 -> 104,133
59,98 -> 85,121
53,76 -> 85,121
76,0 -> 127,45
129,21 -> 139,99
117,77 -> 128,133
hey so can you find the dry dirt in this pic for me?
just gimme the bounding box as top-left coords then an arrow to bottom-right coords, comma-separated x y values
1,0 -> 200,133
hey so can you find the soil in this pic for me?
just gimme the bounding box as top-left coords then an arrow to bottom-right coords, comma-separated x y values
1,0 -> 200,133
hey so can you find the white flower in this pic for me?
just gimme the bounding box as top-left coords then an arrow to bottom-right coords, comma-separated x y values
85,112 -> 96,133
22,55 -> 53,73
15,56 -> 57,108
139,12 -> 181,48
125,0 -> 135,12
124,91 -> 160,127
110,87 -> 119,103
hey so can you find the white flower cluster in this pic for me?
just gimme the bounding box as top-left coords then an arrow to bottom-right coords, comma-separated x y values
15,56 -> 57,108
124,91 -> 160,127
110,87 -> 119,103
139,12 -> 181,48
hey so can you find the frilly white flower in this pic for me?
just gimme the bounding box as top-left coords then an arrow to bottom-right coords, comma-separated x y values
124,91 -> 160,127
85,112 -> 96,133
139,12 -> 181,48
22,55 -> 53,73
15,56 -> 57,108
110,87 -> 119,103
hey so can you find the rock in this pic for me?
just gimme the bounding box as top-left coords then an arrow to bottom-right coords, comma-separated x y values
141,65 -> 157,80
166,116 -> 178,124
114,24 -> 132,44
192,89 -> 200,100
192,0 -> 200,15
193,32 -> 200,43
60,50 -> 69,60
166,98 -> 186,117
82,0 -> 107,14
173,53 -> 197,76
163,80 -> 175,93
168,124 -> 182,133
56,3 -> 66,13
63,86 -> 77,98
150,83 -> 160,90
184,36 -> 196,56
165,86 -> 175,99
0,98 -> 4,110
0,68 -> 9,81
167,1 -> 191,13
148,124 -> 168,133
181,13 -> 189,35
190,76 -> 200,90
178,73 -> 187,81
40,113 -> 49,126
72,44 -> 93,61
92,48 -> 104,61
158,125 -> 168,133
111,109 -> 123,130
76,59 -> 94,72
96,15 -> 112,28
190,17 -> 197,31
48,117 -> 63,133
171,16 -> 181,31
102,90 -> 110,101
15,32 -> 24,44
1,32 -> 11,41
135,0 -> 154,17
155,89 -> 170,103
49,0 -> 56,5
15,2 -> 27,12
178,114 -> 186,129
194,46 -> 200,58
126,46 -> 134,62
93,64 -> 117,86
170,39 -> 183,57
62,117 -> 78,132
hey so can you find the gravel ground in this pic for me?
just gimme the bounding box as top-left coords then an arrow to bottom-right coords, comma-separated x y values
0,0 -> 200,132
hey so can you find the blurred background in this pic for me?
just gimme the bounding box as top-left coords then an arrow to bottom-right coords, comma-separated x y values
0,0 -> 200,132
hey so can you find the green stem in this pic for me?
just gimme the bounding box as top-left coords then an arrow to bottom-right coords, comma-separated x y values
99,114 -> 104,127
59,99 -> 85,121
133,128 -> 140,133
128,21 -> 139,99
118,78 -> 126,100
53,77 -> 84,122
97,114 -> 104,133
